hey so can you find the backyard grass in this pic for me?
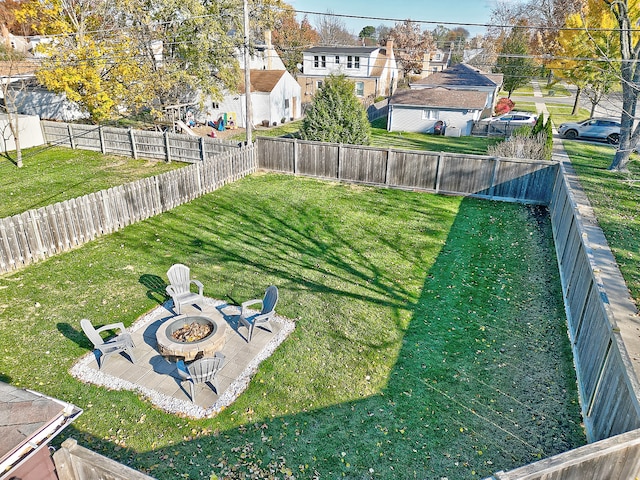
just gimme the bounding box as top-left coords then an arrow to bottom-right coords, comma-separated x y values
233,118 -> 502,155
562,141 -> 640,306
368,118 -> 501,154
0,174 -> 585,479
0,146 -> 182,219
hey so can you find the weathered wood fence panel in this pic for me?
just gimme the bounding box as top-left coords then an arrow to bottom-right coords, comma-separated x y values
491,428 -> 640,480
387,150 -> 438,190
256,137 -> 557,204
0,147 -> 256,274
548,167 -> 640,443
54,438 -> 156,480
40,121 -> 240,164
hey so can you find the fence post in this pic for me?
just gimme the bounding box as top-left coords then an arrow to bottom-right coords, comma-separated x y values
68,124 -> 76,149
435,152 -> 443,193
199,137 -> 206,162
99,125 -> 106,154
164,131 -> 171,163
337,144 -> 342,179
129,128 -> 138,159
488,157 -> 500,199
385,148 -> 393,185
293,139 -> 298,174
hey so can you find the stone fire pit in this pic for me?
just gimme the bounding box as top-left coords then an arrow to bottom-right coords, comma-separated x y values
155,314 -> 227,361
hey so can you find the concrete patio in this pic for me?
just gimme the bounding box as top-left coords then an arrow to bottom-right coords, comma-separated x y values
71,298 -> 295,418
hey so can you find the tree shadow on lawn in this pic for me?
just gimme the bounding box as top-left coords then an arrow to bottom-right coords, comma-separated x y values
62,197 -> 586,480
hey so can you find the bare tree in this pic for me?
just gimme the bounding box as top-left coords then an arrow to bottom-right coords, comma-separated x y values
0,45 -> 32,167
315,11 -> 356,46
388,20 -> 434,78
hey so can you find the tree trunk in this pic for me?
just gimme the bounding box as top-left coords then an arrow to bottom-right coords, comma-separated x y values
571,86 -> 581,116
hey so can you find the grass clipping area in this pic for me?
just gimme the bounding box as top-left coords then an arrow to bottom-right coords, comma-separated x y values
0,174 -> 585,479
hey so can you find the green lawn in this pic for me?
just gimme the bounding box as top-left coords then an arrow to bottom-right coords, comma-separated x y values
0,147 -> 182,219
546,104 -> 592,127
562,141 -> 640,306
0,174 -> 585,479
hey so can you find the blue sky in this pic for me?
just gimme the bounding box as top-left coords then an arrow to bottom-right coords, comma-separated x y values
289,0 -> 500,37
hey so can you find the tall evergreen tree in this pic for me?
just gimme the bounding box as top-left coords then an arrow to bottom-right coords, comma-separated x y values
301,75 -> 370,145
496,24 -> 538,97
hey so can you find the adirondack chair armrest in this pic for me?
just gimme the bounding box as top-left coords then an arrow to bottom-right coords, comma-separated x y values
95,322 -> 127,335
166,285 -> 179,297
241,298 -> 262,316
190,279 -> 204,295
254,311 -> 273,323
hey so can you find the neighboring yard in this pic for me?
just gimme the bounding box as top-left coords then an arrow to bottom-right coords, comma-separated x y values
0,147 -> 183,219
0,174 -> 585,479
562,140 -> 640,306
236,118 -> 504,155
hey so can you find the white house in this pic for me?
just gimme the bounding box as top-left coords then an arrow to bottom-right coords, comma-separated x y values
387,87 -> 488,136
297,42 -> 398,103
387,63 -> 503,136
204,69 -> 301,129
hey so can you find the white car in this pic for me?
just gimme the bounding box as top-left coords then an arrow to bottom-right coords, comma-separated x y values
485,111 -> 538,127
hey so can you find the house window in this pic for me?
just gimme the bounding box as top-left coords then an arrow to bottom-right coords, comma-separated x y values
354,56 -> 360,68
422,109 -> 438,120
314,55 -> 319,67
317,80 -> 323,89
211,102 -> 220,109
321,55 -> 326,67
347,56 -> 352,68
284,99 -> 290,108
355,81 -> 364,97
335,55 -> 340,65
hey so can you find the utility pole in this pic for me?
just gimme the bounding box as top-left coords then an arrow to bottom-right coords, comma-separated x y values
243,0 -> 252,145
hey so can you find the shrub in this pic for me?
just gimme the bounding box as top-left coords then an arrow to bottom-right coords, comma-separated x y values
495,98 -> 515,115
544,116 -> 554,160
301,74 -> 371,145
488,132 -> 548,160
532,113 -> 545,136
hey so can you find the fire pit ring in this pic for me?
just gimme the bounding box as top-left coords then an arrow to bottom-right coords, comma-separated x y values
155,314 -> 227,361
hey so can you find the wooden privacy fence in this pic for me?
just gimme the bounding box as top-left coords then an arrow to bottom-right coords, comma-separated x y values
0,146 -> 256,274
548,165 -> 640,442
256,137 -> 558,205
41,121 -> 241,163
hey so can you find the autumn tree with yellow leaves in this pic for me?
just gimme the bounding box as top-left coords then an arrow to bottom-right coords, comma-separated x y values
550,1 -> 620,117
555,0 -> 640,171
16,0 -> 288,124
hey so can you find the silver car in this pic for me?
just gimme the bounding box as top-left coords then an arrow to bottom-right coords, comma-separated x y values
558,118 -> 621,145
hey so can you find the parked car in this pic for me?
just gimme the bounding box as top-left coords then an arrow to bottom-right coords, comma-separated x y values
484,111 -> 538,127
558,118 -> 621,145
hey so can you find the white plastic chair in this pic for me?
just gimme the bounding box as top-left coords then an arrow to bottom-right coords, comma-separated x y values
80,319 -> 136,369
176,353 -> 226,402
166,263 -> 204,314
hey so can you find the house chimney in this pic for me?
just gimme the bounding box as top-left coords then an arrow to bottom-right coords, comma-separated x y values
385,39 -> 394,54
264,30 -> 273,70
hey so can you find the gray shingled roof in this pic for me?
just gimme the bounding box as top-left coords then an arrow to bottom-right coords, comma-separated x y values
412,63 -> 502,88
390,87 -> 488,109
0,382 -> 81,470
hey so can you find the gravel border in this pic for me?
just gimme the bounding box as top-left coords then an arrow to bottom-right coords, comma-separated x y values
70,298 -> 295,419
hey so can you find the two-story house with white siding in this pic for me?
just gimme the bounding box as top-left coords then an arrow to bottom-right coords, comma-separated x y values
297,41 -> 399,105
